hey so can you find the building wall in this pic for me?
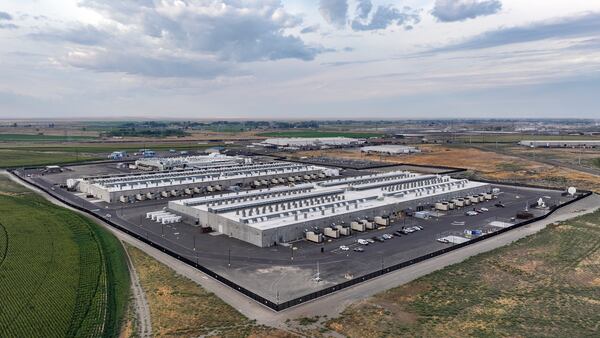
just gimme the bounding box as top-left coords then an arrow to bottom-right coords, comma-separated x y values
80,168 -> 325,202
170,184 -> 489,247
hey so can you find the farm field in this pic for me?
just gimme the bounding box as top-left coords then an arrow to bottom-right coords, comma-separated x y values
451,133 -> 600,143
126,245 -> 291,337
327,208 -> 600,337
0,175 -> 129,338
0,149 -> 102,168
295,145 -> 600,193
258,130 -> 384,138
0,133 -> 97,141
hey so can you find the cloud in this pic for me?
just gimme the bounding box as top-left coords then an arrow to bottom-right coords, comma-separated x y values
431,12 -> 600,52
351,5 -> 420,31
0,23 -> 18,30
431,0 -> 502,22
0,11 -> 12,21
355,0 -> 373,19
76,0 -> 320,62
301,24 -> 320,34
319,0 -> 348,27
63,49 -> 237,79
30,25 -> 111,45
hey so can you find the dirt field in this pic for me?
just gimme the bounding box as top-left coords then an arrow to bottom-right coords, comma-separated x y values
126,245 -> 292,338
326,209 -> 600,337
295,145 -> 600,192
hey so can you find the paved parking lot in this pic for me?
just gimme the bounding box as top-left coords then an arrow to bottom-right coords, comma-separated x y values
16,165 -> 573,303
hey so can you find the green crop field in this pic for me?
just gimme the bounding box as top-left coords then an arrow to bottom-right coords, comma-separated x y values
258,130 -> 384,138
0,175 -> 129,338
0,134 -> 97,142
0,149 -> 102,168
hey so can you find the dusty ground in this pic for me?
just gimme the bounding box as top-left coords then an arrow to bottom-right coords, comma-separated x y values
295,145 -> 600,192
126,245 -> 294,338
326,209 -> 600,337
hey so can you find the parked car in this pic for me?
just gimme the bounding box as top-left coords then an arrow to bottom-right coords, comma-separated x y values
465,211 -> 478,216
339,245 -> 349,251
480,207 -> 489,212
366,238 -> 375,244
382,234 -> 393,240
357,239 -> 369,245
374,236 -> 385,243
353,247 -> 365,252
495,202 -> 505,208
394,231 -> 404,236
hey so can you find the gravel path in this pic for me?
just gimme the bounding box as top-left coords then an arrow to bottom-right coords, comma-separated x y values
123,244 -> 153,337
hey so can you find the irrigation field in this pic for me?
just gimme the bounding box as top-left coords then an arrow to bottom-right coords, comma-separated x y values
0,176 -> 129,337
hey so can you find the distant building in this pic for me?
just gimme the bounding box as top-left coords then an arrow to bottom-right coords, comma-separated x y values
518,140 -> 600,148
108,151 -> 127,160
361,145 -> 421,155
261,137 -> 365,149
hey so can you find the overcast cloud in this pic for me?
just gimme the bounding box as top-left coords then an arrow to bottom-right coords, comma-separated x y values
0,1 -> 600,119
432,0 -> 502,22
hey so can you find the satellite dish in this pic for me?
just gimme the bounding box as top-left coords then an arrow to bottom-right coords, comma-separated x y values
567,187 -> 577,196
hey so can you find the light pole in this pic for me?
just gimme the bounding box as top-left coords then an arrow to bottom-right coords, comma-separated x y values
228,248 -> 231,268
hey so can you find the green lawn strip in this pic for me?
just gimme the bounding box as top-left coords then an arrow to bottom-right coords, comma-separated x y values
0,149 -> 102,168
0,177 -> 129,337
0,134 -> 96,141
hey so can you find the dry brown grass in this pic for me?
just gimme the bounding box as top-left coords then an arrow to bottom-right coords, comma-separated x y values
295,145 -> 600,192
327,210 -> 600,337
126,245 -> 293,338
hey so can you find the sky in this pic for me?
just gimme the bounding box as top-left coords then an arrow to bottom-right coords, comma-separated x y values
1,0 -> 600,119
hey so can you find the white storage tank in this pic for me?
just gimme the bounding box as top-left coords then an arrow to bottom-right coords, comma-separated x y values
119,195 -> 129,203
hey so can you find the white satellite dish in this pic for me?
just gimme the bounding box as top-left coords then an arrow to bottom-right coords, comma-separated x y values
567,187 -> 577,196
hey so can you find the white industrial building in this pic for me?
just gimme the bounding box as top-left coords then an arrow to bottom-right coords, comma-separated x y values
68,161 -> 337,203
169,171 -> 490,247
518,140 -> 600,148
261,137 -> 366,149
135,154 -> 245,171
361,145 -> 421,155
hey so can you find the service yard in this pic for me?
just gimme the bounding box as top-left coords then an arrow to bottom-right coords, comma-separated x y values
12,158 -> 581,307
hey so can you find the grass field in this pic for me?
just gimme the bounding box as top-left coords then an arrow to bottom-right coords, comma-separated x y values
327,209 -> 600,337
126,245 -> 291,337
0,133 -> 97,141
258,130 -> 384,138
0,175 -> 129,337
0,149 -> 102,168
452,134 -> 600,143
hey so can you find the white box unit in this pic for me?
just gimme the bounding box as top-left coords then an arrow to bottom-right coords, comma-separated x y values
119,195 -> 129,203
160,191 -> 170,198
374,216 -> 389,226
324,227 -> 340,238
351,221 -> 366,232
306,231 -> 323,243
335,225 -> 351,236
